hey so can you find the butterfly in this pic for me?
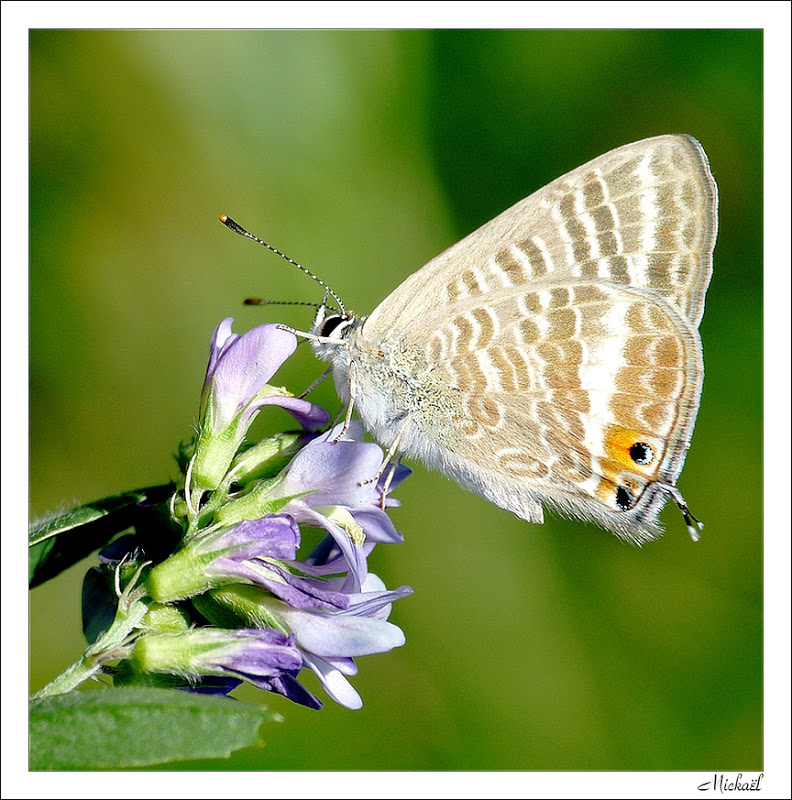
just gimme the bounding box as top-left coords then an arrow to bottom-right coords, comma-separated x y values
225,134 -> 717,544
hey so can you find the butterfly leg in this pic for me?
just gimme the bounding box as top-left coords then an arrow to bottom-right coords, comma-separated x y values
333,370 -> 357,443
359,415 -> 411,494
298,365 -> 333,399
377,458 -> 401,509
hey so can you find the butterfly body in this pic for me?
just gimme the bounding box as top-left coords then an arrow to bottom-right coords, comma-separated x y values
260,135 -> 717,543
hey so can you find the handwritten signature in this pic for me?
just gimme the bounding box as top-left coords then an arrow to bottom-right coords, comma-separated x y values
698,774 -> 764,792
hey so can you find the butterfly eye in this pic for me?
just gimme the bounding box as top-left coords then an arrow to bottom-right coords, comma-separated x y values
320,314 -> 346,338
629,442 -> 654,466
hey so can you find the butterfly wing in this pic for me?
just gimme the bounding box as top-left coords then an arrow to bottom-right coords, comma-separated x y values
351,135 -> 716,540
364,135 -> 716,333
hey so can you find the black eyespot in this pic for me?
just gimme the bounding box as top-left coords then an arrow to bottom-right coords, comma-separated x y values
320,314 -> 346,338
629,442 -> 654,466
615,486 -> 634,511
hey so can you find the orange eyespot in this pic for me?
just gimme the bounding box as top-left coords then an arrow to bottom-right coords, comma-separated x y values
603,425 -> 657,471
596,426 -> 661,510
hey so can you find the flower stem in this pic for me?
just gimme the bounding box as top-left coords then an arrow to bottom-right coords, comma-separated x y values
30,653 -> 107,699
31,583 -> 150,700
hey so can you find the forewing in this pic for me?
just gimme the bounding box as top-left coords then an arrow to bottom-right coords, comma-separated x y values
365,134 -> 716,334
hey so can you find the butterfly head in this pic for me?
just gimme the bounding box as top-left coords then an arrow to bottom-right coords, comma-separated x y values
308,298 -> 359,362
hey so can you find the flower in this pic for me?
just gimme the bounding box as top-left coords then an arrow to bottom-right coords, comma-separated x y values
190,320 -> 329,492
259,573 -> 413,710
148,514 -> 354,612
147,505 -> 412,709
274,422 -> 410,593
205,573 -> 413,710
146,404 -> 412,710
53,316 -> 414,714
215,421 -> 404,592
132,627 -> 306,696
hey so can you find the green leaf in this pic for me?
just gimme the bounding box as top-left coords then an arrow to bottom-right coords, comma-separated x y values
28,484 -> 174,588
29,687 -> 282,769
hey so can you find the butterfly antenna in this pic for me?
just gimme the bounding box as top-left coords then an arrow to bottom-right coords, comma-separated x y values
220,215 -> 346,317
243,297 -> 341,315
658,482 -> 704,542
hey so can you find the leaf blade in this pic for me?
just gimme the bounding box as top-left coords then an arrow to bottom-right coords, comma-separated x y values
29,485 -> 174,588
29,687 -> 281,769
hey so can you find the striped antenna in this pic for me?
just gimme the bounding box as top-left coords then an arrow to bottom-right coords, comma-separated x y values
219,215 -> 346,317
244,297 -> 325,309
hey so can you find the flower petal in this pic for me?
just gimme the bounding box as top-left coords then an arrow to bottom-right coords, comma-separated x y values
215,629 -> 303,677
246,395 -> 330,432
274,603 -> 406,657
202,318 -> 239,412
205,318 -> 238,378
349,506 -> 404,544
291,504 -> 367,591
344,584 -> 414,621
211,324 -> 297,430
205,515 -> 300,560
303,653 -> 362,710
279,439 -> 383,507
261,672 -> 323,710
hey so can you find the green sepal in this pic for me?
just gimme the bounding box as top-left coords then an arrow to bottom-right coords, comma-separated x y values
229,432 -> 304,485
132,630 -> 234,673
192,590 -> 250,629
147,541 -> 238,603
191,400 -> 242,491
214,475 -> 305,528
110,660 -> 193,690
141,602 -> 193,634
197,584 -> 288,635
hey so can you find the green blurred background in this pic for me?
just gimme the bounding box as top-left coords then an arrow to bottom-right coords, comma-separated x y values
29,30 -> 762,770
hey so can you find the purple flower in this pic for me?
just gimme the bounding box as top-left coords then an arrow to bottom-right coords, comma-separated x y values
200,319 -> 327,432
180,512 -> 413,709
133,628 -> 305,694
191,320 -> 329,491
204,517 -> 355,612
256,573 -> 413,710
348,460 -> 411,548
148,514 -> 349,612
43,316 -> 415,714
265,421 -> 404,592
141,320 -> 412,711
